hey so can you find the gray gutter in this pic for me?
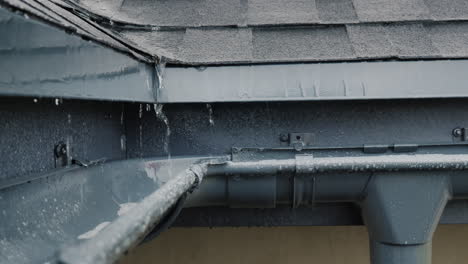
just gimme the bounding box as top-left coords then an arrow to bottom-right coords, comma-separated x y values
2,152 -> 468,264
57,163 -> 209,264
56,153 -> 468,264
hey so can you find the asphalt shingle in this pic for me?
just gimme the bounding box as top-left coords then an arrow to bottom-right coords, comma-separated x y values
316,0 -> 358,23
119,0 -> 243,26
384,23 -> 439,58
23,0 -> 468,64
425,0 -> 468,20
348,23 -> 440,59
247,0 -> 319,25
78,0 -> 468,25
347,24 -> 395,58
352,0 -> 430,22
121,30 -> 186,58
427,22 -> 468,57
253,26 -> 354,61
180,28 -> 253,63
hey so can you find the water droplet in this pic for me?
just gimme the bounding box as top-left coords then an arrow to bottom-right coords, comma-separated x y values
120,135 -> 126,152
153,103 -> 172,177
155,60 -> 167,98
138,104 -> 143,119
139,124 -> 143,156
120,107 -> 125,125
153,104 -> 171,153
206,104 -> 214,126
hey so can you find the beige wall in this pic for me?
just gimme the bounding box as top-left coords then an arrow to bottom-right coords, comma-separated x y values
121,225 -> 468,264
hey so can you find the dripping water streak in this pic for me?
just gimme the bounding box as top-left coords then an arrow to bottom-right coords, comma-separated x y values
153,104 -> 171,153
155,59 -> 167,100
153,103 -> 172,176
206,104 -> 214,126
120,106 -> 124,125
66,136 -> 72,165
138,103 -> 144,157
138,104 -> 143,119
138,124 -> 143,157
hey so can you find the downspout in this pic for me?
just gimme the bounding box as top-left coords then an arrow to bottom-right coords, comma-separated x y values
57,153 -> 468,264
362,172 -> 451,264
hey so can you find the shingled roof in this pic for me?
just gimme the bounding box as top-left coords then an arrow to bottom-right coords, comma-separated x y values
69,0 -> 468,65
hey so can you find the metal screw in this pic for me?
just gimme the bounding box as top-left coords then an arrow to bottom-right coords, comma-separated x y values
453,128 -> 463,137
54,142 -> 68,158
279,133 -> 289,142
292,142 -> 305,152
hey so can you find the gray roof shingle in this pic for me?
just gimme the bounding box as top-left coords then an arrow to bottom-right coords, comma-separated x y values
78,0 -> 468,26
120,0 -> 244,26
316,0 -> 358,23
73,0 -> 468,64
352,0 -> 430,22
181,28 -> 253,63
383,23 -> 439,58
122,30 -> 185,58
6,0 -> 468,65
426,22 -> 468,57
425,0 -> 468,20
346,24 -> 396,58
252,26 -> 354,61
121,21 -> 468,64
247,0 -> 320,25
347,23 -> 440,59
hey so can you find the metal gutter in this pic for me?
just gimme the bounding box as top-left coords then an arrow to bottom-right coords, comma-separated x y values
57,163 -> 209,264
46,153 -> 468,264
207,154 -> 468,175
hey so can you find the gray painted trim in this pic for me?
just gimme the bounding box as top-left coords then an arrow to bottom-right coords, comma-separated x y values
5,3 -> 468,104
0,6 -> 156,103
0,63 -> 156,102
159,60 -> 468,103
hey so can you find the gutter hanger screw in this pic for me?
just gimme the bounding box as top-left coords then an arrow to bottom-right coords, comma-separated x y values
453,128 -> 463,137
279,134 -> 289,142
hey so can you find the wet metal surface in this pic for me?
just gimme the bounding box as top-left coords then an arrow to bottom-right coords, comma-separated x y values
0,156 -> 204,263
159,61 -> 468,102
0,7 -> 155,102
